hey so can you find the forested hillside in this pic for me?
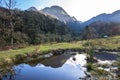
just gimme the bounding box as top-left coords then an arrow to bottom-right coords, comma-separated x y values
89,21 -> 120,37
0,7 -> 78,50
1,5 -> 120,50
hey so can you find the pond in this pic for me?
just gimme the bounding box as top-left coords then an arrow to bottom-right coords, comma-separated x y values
1,52 -> 119,80
2,53 -> 87,80
94,52 -> 119,74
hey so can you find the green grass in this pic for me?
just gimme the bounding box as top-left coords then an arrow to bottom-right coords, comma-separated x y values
92,36 -> 120,49
0,36 -> 120,64
0,42 -> 83,62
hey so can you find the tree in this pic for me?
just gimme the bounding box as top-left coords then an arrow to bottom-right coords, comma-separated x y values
0,0 -> 2,4
0,0 -> 3,7
82,26 -> 97,40
0,5 -> 74,49
82,26 -> 97,63
4,0 -> 16,47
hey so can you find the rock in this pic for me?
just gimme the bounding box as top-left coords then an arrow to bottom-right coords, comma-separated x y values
69,52 -> 78,55
73,57 -> 76,61
43,53 -> 53,58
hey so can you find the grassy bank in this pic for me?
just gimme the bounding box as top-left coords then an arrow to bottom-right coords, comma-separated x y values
0,43 -> 83,64
0,36 -> 120,64
93,36 -> 120,49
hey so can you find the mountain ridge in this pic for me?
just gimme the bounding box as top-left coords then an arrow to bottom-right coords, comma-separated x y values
26,6 -> 120,35
40,5 -> 82,32
82,10 -> 120,27
41,5 -> 75,23
27,7 -> 38,11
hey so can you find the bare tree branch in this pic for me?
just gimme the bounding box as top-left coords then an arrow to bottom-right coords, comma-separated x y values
0,0 -> 2,3
4,0 -> 17,47
4,0 -> 16,10
0,0 -> 3,6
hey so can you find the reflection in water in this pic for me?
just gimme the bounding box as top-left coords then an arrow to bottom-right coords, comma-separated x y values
41,54 -> 72,68
3,54 -> 87,80
1,68 -> 15,80
94,53 -> 118,61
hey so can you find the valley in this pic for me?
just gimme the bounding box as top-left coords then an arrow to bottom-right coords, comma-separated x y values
0,0 -> 120,80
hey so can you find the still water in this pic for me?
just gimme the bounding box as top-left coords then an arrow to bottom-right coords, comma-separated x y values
3,54 -> 87,80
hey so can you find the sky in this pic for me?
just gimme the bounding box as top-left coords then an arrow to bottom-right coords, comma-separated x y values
16,0 -> 120,21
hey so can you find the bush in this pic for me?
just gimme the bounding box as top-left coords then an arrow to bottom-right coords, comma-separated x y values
93,68 -> 108,76
15,54 -> 25,62
86,63 -> 95,72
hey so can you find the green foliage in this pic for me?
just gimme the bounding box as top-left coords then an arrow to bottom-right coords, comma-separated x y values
82,41 -> 94,47
118,63 -> 120,70
0,7 -> 77,48
14,54 -> 25,62
91,68 -> 108,76
0,42 -> 83,62
86,63 -> 95,72
89,49 -> 94,62
89,21 -> 120,37
86,63 -> 109,76
118,53 -> 120,70
82,26 -> 97,40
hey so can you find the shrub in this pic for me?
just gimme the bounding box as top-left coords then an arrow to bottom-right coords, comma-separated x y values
86,63 -> 95,72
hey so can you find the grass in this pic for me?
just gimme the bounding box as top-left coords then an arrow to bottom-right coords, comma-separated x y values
0,35 -> 120,64
93,36 -> 120,49
0,42 -> 83,62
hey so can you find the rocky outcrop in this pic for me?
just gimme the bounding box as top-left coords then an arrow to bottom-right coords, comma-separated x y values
27,7 -> 38,11
41,6 -> 75,23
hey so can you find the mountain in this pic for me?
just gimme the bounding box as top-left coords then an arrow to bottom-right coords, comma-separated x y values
26,7 -> 60,21
89,21 -> 120,36
80,10 -> 120,37
41,6 -> 75,23
27,7 -> 38,11
82,10 -> 120,27
0,6 -> 77,46
41,6 -> 82,32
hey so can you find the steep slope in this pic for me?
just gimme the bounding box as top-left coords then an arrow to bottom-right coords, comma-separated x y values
27,7 -> 58,19
0,7 -> 76,46
41,6 -> 82,32
27,7 -> 38,11
41,6 -> 75,23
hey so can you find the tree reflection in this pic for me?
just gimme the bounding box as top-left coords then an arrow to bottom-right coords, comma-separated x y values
0,67 -> 15,80
0,64 -> 25,80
